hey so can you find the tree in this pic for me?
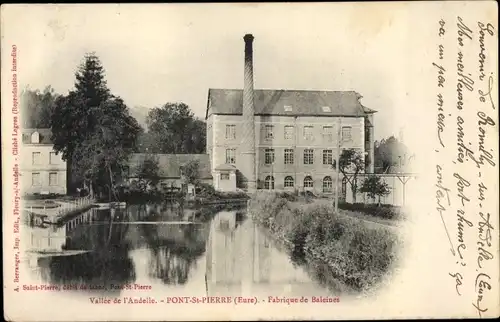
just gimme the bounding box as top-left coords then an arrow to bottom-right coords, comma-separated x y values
51,53 -> 112,162
146,103 -> 206,154
20,86 -> 60,128
334,148 -> 365,202
181,160 -> 200,185
135,155 -> 161,189
70,97 -> 142,199
51,53 -> 141,197
359,175 -> 391,205
374,136 -> 409,173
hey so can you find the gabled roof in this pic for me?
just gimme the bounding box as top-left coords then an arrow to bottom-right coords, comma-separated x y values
206,89 -> 376,118
22,128 -> 53,144
128,153 -> 212,179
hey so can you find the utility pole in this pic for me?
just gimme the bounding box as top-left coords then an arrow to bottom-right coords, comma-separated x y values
334,117 -> 341,213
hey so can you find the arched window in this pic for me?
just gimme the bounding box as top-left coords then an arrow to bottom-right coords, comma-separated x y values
264,176 -> 275,190
303,176 -> 313,188
284,176 -> 294,188
31,131 -> 40,144
323,176 -> 333,193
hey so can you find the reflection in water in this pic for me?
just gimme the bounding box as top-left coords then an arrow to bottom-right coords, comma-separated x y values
134,219 -> 206,285
30,208 -> 136,293
26,203 -> 330,296
205,212 -> 328,297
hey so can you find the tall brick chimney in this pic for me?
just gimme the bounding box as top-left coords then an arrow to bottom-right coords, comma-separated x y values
241,34 -> 257,191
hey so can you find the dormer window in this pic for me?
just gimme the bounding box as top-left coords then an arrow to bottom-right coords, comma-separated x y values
322,106 -> 331,112
31,131 -> 40,144
284,105 -> 292,112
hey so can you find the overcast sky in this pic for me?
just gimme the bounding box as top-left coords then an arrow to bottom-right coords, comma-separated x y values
7,3 -> 414,140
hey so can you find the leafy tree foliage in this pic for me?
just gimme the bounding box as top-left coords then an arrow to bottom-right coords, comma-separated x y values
181,160 -> 200,185
359,175 -> 391,205
20,86 -> 60,128
334,148 -> 365,202
134,155 -> 161,189
52,53 -> 113,161
51,53 -> 142,198
144,103 -> 206,154
374,136 -> 410,173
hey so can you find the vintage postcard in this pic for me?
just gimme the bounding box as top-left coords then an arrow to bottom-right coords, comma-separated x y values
2,2 -> 499,321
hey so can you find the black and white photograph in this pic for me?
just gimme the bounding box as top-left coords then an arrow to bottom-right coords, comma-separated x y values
2,3 -> 498,321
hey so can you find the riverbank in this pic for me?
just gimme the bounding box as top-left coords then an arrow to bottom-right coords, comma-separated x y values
247,192 -> 402,295
115,186 -> 249,205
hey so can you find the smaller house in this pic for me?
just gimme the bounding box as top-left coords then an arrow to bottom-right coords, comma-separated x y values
213,164 -> 237,192
127,154 -> 213,192
21,128 -> 67,195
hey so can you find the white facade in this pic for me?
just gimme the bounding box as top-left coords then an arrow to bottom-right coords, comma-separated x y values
207,114 -> 368,193
21,130 -> 67,195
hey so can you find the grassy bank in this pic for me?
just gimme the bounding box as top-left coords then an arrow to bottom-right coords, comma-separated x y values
248,192 -> 401,295
338,202 -> 405,221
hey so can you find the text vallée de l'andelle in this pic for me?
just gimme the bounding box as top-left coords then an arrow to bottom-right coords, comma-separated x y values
433,16 -> 496,318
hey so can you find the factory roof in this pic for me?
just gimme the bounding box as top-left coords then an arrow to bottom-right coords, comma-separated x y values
206,89 -> 376,118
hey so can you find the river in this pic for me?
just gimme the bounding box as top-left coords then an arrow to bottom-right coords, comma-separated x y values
23,204 -> 332,298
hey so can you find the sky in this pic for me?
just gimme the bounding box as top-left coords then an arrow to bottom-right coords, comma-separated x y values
5,3 -> 413,140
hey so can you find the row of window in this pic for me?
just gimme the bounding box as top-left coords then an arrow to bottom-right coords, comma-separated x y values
32,152 -> 59,165
263,175 -> 334,193
225,148 -> 336,165
31,172 -> 59,186
225,124 -> 352,141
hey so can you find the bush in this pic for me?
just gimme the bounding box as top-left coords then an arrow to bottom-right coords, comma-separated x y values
276,191 -> 298,202
196,183 -> 249,201
339,202 -> 404,220
248,192 -> 401,293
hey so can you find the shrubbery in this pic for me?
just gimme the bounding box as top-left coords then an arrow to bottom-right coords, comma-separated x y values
338,202 -> 404,220
116,182 -> 249,204
115,185 -> 184,204
196,183 -> 249,201
248,192 -> 401,293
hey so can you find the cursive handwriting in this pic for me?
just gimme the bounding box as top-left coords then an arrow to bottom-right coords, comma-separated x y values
449,272 -> 463,295
472,273 -> 492,317
457,209 -> 473,244
478,182 -> 486,201
479,75 -> 496,109
474,112 -> 496,168
433,62 -> 446,88
457,116 -> 475,164
436,165 -> 455,255
457,16 -> 473,46
454,173 -> 471,206
437,94 -> 446,148
478,212 -> 493,247
477,211 -> 494,269
436,16 -> 497,317
456,209 -> 473,264
477,21 -> 495,81
436,165 -> 451,211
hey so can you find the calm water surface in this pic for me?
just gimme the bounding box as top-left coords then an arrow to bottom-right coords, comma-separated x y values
24,204 -> 331,298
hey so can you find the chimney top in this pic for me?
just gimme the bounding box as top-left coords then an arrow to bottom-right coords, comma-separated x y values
243,34 -> 254,42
